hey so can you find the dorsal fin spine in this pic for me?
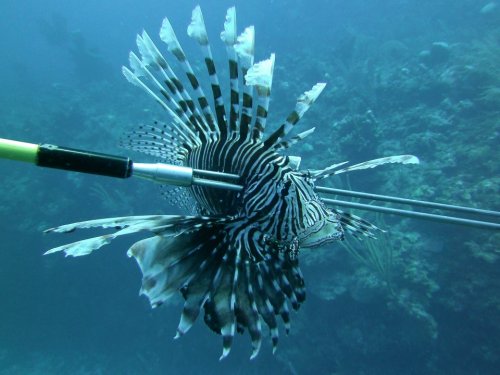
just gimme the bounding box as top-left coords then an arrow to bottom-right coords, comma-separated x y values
274,127 -> 316,151
160,17 -> 218,135
188,6 -> 228,138
220,7 -> 240,133
138,32 -> 209,137
264,83 -> 326,149
234,26 -> 255,140
244,54 -> 275,141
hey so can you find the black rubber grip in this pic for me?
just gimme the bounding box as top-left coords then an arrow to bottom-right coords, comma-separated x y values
37,144 -> 132,178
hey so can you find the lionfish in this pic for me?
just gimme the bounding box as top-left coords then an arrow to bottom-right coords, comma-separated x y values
45,6 -> 418,359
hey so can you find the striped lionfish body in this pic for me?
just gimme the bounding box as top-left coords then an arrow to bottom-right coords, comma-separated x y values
46,6 -> 419,359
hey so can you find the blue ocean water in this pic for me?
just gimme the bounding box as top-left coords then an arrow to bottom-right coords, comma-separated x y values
0,0 -> 499,373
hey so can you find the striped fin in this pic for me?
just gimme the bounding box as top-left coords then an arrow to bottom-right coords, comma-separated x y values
45,221 -> 312,358
125,50 -> 200,149
122,123 -> 193,163
234,26 -> 255,139
238,262 -> 262,359
264,83 -> 326,149
226,243 -> 243,358
253,263 -> 280,353
308,161 -> 349,179
43,215 -> 173,233
257,255 -> 291,352
128,225 -> 225,308
134,32 -> 203,132
125,58 -> 189,142
188,6 -> 228,136
43,215 -> 205,256
312,155 -> 420,180
214,253 -> 238,360
160,17 -> 217,134
175,244 -> 220,338
200,244 -> 241,360
160,185 -> 196,214
122,66 -> 171,111
138,118 -> 196,148
331,209 -> 383,238
136,31 -> 210,136
285,262 -> 306,307
245,54 -> 275,141
122,63 -> 201,154
45,212 -> 307,359
273,127 -> 316,151
220,7 -> 239,133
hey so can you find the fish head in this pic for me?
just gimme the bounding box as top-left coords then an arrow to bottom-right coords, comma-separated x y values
281,171 -> 344,249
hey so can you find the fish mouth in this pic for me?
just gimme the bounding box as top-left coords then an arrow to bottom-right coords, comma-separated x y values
299,218 -> 344,248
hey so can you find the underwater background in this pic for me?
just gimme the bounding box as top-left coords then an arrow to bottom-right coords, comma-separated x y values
0,0 -> 499,373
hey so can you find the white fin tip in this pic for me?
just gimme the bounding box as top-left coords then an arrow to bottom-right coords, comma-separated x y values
221,7 -> 237,45
245,54 -> 275,88
235,26 -> 255,59
219,346 -> 231,361
187,5 -> 208,44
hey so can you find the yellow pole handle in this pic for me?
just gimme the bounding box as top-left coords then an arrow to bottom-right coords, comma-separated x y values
0,138 -> 39,164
